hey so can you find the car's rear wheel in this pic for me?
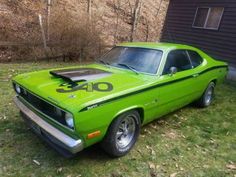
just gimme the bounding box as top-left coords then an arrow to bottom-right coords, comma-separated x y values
196,81 -> 215,107
101,110 -> 140,157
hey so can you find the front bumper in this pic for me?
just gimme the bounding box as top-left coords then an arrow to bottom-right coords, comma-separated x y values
14,96 -> 84,156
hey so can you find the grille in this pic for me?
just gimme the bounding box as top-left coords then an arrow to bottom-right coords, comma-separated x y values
15,84 -> 67,126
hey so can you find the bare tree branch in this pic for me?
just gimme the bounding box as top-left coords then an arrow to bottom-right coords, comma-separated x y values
156,0 -> 163,17
130,0 -> 142,42
87,0 -> 92,21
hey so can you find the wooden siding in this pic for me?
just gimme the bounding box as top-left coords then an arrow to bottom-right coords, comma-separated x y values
161,0 -> 236,65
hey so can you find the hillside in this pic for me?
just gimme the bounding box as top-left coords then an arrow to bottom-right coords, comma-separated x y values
0,0 -> 169,61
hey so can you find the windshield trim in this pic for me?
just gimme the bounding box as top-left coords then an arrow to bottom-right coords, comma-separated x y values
96,46 -> 163,76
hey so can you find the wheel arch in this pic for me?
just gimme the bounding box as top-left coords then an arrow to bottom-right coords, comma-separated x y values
210,78 -> 217,85
112,106 -> 145,125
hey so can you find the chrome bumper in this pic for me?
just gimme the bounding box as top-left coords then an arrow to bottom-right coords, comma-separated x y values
14,96 -> 84,155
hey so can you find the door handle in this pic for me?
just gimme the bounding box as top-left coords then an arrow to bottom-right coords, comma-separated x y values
192,73 -> 199,77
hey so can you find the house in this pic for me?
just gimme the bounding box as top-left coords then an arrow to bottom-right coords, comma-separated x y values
161,0 -> 236,72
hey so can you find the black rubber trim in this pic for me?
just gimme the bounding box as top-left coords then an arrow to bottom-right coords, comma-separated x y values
79,65 -> 227,112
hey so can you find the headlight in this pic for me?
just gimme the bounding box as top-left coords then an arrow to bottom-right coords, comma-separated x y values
65,112 -> 74,129
15,84 -> 21,94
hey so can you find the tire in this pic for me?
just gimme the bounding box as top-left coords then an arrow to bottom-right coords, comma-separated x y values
101,110 -> 141,157
195,81 -> 215,108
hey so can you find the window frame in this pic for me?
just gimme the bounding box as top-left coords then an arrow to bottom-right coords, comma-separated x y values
161,49 -> 193,76
97,46 -> 164,76
192,7 -> 224,30
186,50 -> 203,69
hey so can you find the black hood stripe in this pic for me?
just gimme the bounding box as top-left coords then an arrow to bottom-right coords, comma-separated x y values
79,65 -> 227,112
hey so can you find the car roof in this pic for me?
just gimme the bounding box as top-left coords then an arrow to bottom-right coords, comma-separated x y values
117,42 -> 198,52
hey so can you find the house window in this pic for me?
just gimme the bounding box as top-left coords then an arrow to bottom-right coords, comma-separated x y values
193,7 -> 224,30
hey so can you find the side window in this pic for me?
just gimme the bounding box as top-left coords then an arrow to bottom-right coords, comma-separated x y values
187,50 -> 203,68
163,50 -> 192,75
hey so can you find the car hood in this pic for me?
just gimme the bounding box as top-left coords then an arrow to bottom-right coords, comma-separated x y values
13,64 -> 154,111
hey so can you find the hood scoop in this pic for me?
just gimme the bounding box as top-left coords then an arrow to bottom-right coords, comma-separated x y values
50,68 -> 111,82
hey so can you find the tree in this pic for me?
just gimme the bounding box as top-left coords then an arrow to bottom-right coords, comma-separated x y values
87,0 -> 92,21
129,0 -> 142,42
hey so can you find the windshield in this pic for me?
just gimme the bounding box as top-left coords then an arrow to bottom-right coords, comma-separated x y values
99,46 -> 163,74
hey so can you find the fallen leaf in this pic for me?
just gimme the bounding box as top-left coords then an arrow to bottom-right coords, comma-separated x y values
170,172 -> 178,177
57,167 -> 63,173
175,163 -> 178,168
173,114 -> 179,118
149,162 -> 155,169
151,149 -> 156,155
146,145 -> 156,155
226,164 -> 236,170
172,157 -> 177,161
165,131 -> 178,139
150,124 -> 158,130
144,129 -> 152,135
33,159 -> 40,166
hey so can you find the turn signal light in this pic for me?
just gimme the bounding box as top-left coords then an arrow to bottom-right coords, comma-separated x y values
87,130 -> 101,139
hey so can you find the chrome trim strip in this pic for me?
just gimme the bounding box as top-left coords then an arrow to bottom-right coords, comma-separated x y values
14,96 -> 83,154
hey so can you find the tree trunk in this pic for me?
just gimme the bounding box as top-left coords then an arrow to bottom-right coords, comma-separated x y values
87,0 -> 92,21
145,19 -> 150,42
46,0 -> 51,41
130,0 -> 142,42
113,0 -> 121,45
156,0 -> 163,17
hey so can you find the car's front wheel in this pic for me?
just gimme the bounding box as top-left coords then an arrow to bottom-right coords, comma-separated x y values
101,110 -> 141,157
196,81 -> 215,107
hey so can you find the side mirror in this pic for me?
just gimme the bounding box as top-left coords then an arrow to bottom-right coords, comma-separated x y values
169,67 -> 177,76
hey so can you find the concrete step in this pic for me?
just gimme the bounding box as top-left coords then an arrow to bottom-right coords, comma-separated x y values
227,66 -> 236,81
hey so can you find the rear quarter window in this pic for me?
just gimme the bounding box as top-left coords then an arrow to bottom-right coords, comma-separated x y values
187,50 -> 203,68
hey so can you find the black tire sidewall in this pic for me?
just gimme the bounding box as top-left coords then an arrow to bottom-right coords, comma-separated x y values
203,82 -> 215,107
101,110 -> 141,157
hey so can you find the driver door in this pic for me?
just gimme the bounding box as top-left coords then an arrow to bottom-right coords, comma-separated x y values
155,49 -> 198,117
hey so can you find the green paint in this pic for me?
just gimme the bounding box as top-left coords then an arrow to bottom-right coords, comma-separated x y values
12,43 -> 228,148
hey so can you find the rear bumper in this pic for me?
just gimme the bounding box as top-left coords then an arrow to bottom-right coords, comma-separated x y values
14,96 -> 84,156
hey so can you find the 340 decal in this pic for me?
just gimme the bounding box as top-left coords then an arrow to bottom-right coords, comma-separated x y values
56,82 -> 113,93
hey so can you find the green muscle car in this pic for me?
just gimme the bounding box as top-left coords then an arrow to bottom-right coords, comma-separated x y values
12,42 -> 228,157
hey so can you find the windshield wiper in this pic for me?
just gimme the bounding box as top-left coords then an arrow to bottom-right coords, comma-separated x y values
116,63 -> 139,75
98,59 -> 110,67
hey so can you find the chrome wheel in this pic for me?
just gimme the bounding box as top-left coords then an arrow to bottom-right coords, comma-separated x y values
116,116 -> 136,149
101,110 -> 140,157
205,86 -> 213,105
